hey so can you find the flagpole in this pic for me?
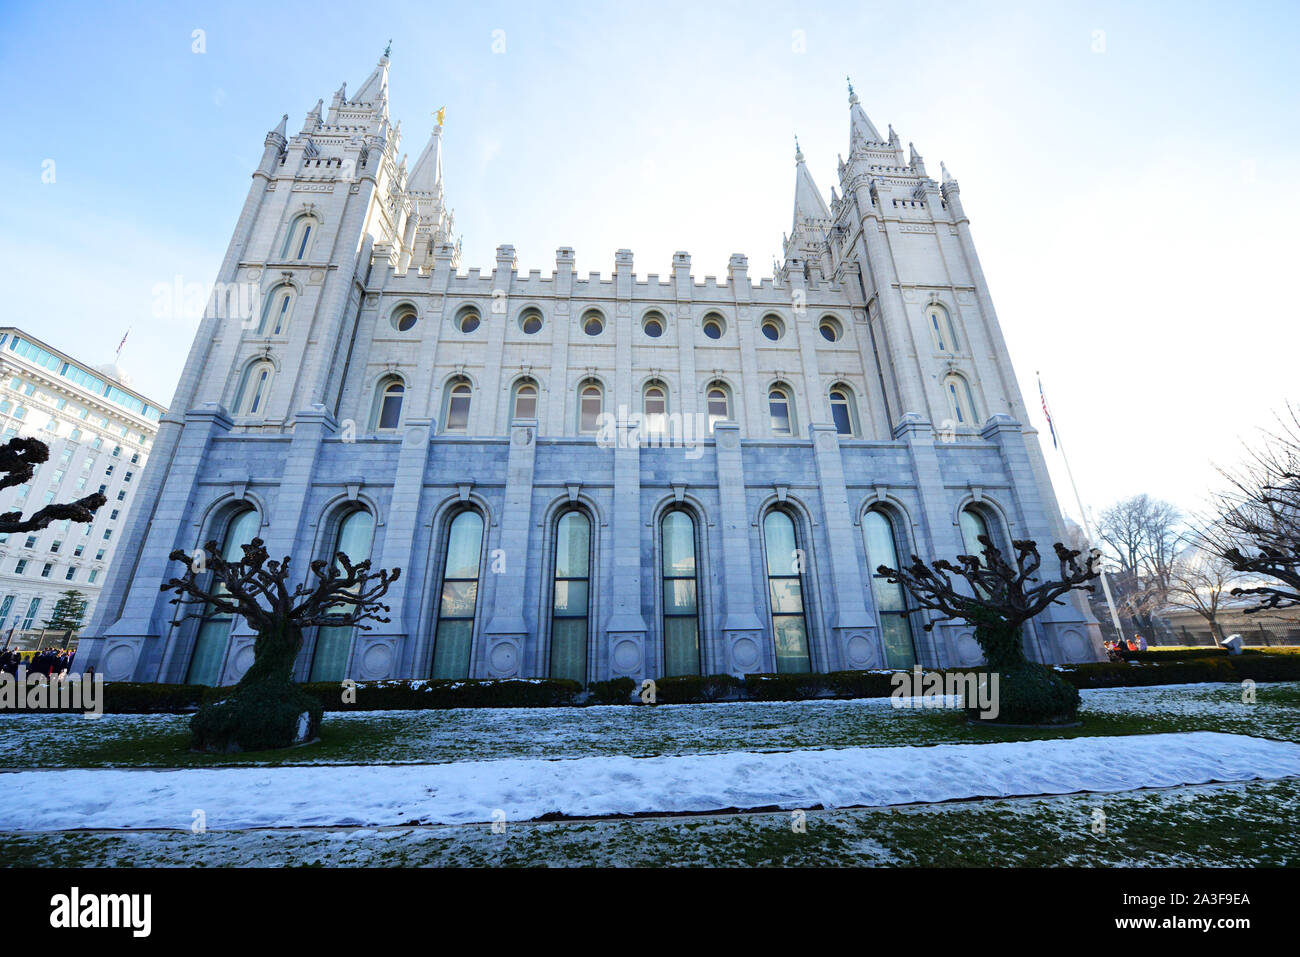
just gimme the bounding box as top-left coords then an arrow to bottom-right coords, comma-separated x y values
1037,371 -> 1126,645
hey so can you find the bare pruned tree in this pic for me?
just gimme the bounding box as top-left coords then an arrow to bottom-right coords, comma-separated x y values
1096,493 -> 1182,638
1202,403 -> 1300,615
1165,546 -> 1247,646
0,437 -> 106,534
161,536 -> 400,751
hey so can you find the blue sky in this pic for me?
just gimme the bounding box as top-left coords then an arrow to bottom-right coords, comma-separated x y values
1,0 -> 1297,524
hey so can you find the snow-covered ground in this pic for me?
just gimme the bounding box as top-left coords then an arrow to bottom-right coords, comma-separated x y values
2,731 -> 1298,831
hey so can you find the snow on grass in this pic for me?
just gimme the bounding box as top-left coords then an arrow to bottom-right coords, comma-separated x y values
2,731 -> 1298,832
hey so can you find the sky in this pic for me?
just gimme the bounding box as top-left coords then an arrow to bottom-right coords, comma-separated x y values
1,0 -> 1296,528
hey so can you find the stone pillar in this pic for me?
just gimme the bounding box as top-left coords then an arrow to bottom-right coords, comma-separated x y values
712,422 -> 765,675
808,423 -> 882,670
481,417 -> 539,677
605,430 -> 649,682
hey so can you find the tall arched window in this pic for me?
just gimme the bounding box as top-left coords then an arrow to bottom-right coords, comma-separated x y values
862,509 -> 916,669
944,373 -> 977,427
281,214 -> 319,261
959,504 -> 1005,557
768,385 -> 795,436
763,510 -> 811,673
578,381 -> 603,434
373,378 -> 404,431
309,509 -> 375,682
233,360 -> 274,416
512,379 -> 538,420
186,508 -> 260,685
706,383 -> 730,432
928,304 -> 958,352
661,510 -> 700,676
443,378 -> 472,432
550,509 -> 591,684
430,510 -> 484,679
257,285 -> 296,336
829,385 -> 857,437
643,382 -> 667,436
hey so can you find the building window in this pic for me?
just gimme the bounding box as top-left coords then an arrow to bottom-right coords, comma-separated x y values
373,378 -> 405,431
829,386 -> 856,437
550,509 -> 591,684
430,509 -> 484,679
706,383 -> 730,432
65,567 -> 76,581
391,304 -> 418,333
642,311 -> 665,338
862,509 -> 917,669
21,598 -> 40,630
928,304 -> 958,352
661,510 -> 700,676
581,310 -> 605,337
768,385 -> 795,435
578,381 -> 603,434
643,382 -> 667,436
442,379 -> 472,433
518,307 -> 543,335
309,509 -> 375,683
40,563 -> 52,578
187,508 -> 260,685
943,373 -> 977,427
760,315 -> 785,341
455,305 -> 481,334
763,510 -> 811,673
511,379 -> 538,420
258,285 -> 296,336
88,569 -> 98,583
701,313 -> 726,339
281,214 -> 318,261
233,360 -> 274,416
959,504 -> 1003,557
14,560 -> 27,575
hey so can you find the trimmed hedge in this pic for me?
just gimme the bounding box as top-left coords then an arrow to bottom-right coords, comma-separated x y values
99,682 -> 207,714
654,673 -> 742,704
300,678 -> 582,711
1121,646 -> 1300,663
585,676 -> 637,705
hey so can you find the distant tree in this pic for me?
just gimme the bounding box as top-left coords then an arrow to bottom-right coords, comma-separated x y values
879,536 -> 1100,725
1096,494 -> 1181,639
1203,404 -> 1300,615
162,537 -> 399,752
0,437 -> 106,534
43,590 -> 88,633
1165,548 -> 1246,646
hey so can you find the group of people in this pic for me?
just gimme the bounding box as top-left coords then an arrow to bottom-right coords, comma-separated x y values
1104,635 -> 1147,661
0,647 -> 75,678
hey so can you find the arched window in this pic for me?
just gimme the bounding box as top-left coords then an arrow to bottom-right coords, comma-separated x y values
643,382 -> 667,436
373,378 -> 404,431
763,510 -> 811,673
281,214 -> 318,261
233,360 -> 274,416
768,385 -> 795,436
430,509 -> 485,679
862,509 -> 916,669
959,504 -> 1005,558
257,285 -> 295,336
706,383 -> 730,432
578,380 -> 603,434
186,508 -> 260,685
550,509 -> 591,684
309,509 -> 375,682
928,304 -> 958,352
944,373 -> 978,427
661,509 -> 700,676
829,385 -> 856,437
511,379 -> 538,420
443,378 -> 472,433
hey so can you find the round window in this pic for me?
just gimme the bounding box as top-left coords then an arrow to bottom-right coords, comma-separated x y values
392,308 -> 418,333
818,317 -> 841,342
457,306 -> 481,334
642,312 -> 664,338
519,309 -> 543,335
582,311 -> 605,336
761,316 -> 784,341
702,314 -> 725,339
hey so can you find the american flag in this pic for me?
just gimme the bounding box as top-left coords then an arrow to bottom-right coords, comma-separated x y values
1038,375 -> 1057,449
116,329 -> 129,358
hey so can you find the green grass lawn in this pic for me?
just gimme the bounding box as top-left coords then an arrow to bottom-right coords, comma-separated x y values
1,680 -> 1295,770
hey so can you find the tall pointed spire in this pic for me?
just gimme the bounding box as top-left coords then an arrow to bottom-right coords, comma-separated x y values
847,75 -> 882,146
353,49 -> 390,107
408,122 -> 443,195
792,136 -> 831,231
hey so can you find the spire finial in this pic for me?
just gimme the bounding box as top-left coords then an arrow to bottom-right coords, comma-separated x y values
794,134 -> 803,163
384,39 -> 392,58
847,75 -> 859,104
941,161 -> 954,184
